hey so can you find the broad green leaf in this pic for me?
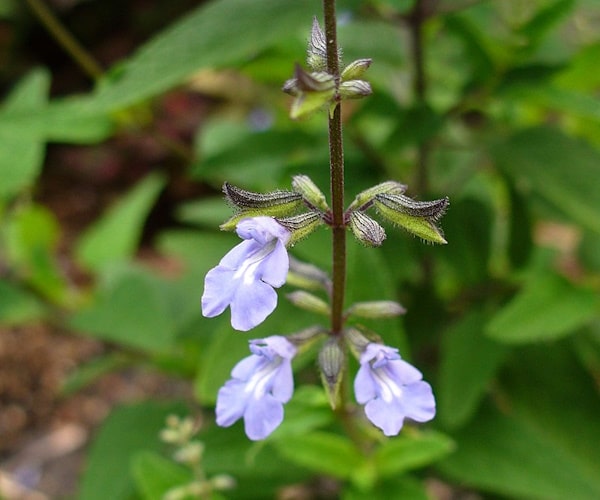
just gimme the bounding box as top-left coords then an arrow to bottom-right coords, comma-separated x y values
0,280 -> 45,325
517,0 -> 575,53
437,403 -> 600,500
342,475 -> 428,500
194,320 -> 249,404
439,344 -> 600,499
69,268 -> 176,352
75,173 -> 165,271
271,386 -> 333,438
131,451 -> 192,500
486,271 -> 598,343
3,204 -> 69,304
345,239 -> 410,353
272,431 -> 364,480
79,401 -> 187,500
438,198 -> 493,288
438,311 -> 508,428
0,68 -> 49,198
373,430 -> 454,477
90,0 -> 318,112
492,126 -> 600,234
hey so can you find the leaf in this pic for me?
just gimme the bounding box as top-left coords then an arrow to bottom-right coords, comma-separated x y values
75,173 -> 165,271
79,401 -> 187,500
517,0 -> 575,52
486,272 -> 598,343
69,267 -> 176,352
438,344 -> 600,500
90,0 -> 318,111
438,311 -> 508,428
0,280 -> 45,325
131,451 -> 192,500
492,126 -> 600,234
373,430 -> 454,477
3,204 -> 69,304
0,68 -> 49,198
272,431 -> 364,480
437,403 -> 600,500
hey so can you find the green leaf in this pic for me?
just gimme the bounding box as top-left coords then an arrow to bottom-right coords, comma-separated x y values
75,173 -> 165,271
3,204 -> 69,304
492,126 -> 600,234
373,430 -> 454,477
0,68 -> 49,198
272,431 -> 364,480
486,272 -> 598,343
437,403 -> 600,500
0,280 -> 45,325
90,0 -> 318,111
438,344 -> 600,499
79,401 -> 187,500
69,268 -> 176,352
438,311 -> 508,428
194,320 -> 249,404
131,451 -> 192,500
342,475 -> 429,500
517,0 -> 575,51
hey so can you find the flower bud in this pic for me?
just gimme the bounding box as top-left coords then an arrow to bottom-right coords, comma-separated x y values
318,339 -> 346,409
292,174 -> 329,212
286,325 -> 328,347
349,211 -> 386,247
278,211 -> 324,245
374,193 -> 448,244
286,290 -> 330,316
341,58 -> 372,80
223,182 -> 302,212
348,181 -> 407,211
211,474 -> 236,491
344,327 -> 372,357
345,300 -> 406,319
287,256 -> 332,293
339,80 -> 372,100
285,65 -> 336,120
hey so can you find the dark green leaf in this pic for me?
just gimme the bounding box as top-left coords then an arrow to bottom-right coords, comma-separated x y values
131,451 -> 192,500
75,173 -> 166,271
486,271 -> 598,343
79,401 -> 187,500
0,280 -> 45,325
438,311 -> 508,428
272,431 -> 364,480
90,0 -> 318,112
69,268 -> 176,352
374,430 -> 454,477
492,126 -> 600,234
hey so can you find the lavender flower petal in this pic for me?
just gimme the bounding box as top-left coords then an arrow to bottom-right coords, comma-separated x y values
215,336 -> 297,440
202,217 -> 291,331
354,343 -> 435,436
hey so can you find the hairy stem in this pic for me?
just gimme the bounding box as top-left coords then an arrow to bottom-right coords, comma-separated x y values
25,0 -> 104,80
323,0 -> 346,336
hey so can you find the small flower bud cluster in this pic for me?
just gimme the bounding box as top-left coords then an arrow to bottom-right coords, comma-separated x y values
347,181 -> 449,245
283,18 -> 373,119
160,415 -> 235,499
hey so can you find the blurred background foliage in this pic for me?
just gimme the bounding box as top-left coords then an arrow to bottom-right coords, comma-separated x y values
1,0 -> 599,498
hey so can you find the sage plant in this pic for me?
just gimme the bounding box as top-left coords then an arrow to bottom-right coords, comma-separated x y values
201,3 -> 448,441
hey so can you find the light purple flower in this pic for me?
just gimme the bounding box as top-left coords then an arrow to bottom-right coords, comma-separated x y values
215,335 -> 297,440
354,343 -> 435,436
202,217 -> 291,331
